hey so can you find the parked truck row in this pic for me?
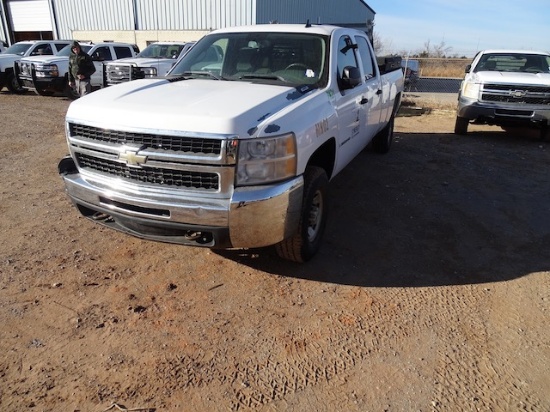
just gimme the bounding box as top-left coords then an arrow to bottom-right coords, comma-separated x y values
1,40 -> 195,98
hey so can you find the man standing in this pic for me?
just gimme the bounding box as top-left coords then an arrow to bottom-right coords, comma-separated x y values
68,41 -> 96,97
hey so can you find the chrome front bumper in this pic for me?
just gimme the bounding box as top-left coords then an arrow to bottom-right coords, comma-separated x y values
59,156 -> 303,249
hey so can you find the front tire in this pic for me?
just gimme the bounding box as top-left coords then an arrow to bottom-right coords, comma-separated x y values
64,83 -> 79,100
6,71 -> 25,94
454,116 -> 469,135
275,166 -> 329,262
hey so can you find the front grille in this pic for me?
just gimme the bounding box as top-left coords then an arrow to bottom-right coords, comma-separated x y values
481,83 -> 550,105
69,123 -> 222,155
105,64 -> 146,85
106,64 -> 131,84
19,62 -> 32,76
76,153 -> 219,190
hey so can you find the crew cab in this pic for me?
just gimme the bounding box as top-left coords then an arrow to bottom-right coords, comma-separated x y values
15,42 -> 139,98
455,49 -> 550,139
104,41 -> 195,86
0,40 -> 71,93
58,24 -> 404,262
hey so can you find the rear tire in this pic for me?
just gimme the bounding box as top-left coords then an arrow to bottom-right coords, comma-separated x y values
454,116 -> 469,135
540,126 -> 549,141
373,115 -> 394,154
6,71 -> 25,94
275,166 -> 329,262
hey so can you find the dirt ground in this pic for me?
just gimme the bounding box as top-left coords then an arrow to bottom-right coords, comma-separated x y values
0,91 -> 549,412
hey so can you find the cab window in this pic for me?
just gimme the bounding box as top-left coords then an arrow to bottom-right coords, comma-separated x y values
114,46 -> 133,59
355,36 -> 375,79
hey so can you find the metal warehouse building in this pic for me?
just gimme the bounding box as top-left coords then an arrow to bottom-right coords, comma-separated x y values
0,0 -> 375,50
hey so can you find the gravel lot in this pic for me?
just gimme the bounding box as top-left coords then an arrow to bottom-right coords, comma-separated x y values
0,91 -> 549,411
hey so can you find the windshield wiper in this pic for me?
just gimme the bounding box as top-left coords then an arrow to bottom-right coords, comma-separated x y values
240,74 -> 286,82
182,71 -> 226,80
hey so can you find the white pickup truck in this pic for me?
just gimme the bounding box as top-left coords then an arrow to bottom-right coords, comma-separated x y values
0,40 -> 71,92
104,41 -> 195,86
58,24 -> 404,262
15,42 -> 138,98
455,49 -> 550,139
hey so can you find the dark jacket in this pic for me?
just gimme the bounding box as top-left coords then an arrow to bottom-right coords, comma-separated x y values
68,41 -> 96,82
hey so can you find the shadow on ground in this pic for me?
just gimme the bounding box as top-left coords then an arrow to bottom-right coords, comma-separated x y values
216,128 -> 550,287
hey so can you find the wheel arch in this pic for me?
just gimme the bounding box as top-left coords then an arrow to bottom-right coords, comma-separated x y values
306,137 -> 336,181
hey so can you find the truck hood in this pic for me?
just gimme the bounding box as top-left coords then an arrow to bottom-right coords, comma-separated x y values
67,78 -> 315,136
112,57 -> 174,66
19,55 -> 68,64
475,71 -> 550,86
0,54 -> 21,68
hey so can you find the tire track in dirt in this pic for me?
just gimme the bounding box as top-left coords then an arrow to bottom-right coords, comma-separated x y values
150,288 -> 431,410
407,282 -> 549,412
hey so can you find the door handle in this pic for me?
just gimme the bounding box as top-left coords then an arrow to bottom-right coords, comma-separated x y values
376,89 -> 382,95
359,97 -> 368,104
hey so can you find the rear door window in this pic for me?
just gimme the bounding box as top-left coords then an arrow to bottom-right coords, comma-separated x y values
114,46 -> 133,59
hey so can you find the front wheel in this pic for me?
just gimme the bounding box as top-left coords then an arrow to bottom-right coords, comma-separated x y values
275,166 -> 329,262
6,72 -> 25,94
64,83 -> 79,100
454,116 -> 469,135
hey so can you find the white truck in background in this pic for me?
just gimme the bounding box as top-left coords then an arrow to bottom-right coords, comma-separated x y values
455,49 -> 550,140
0,40 -> 71,93
58,24 -> 404,262
104,41 -> 195,86
15,42 -> 139,98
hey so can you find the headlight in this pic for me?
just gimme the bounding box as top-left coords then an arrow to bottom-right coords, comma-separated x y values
36,64 -> 59,77
236,133 -> 297,186
141,67 -> 157,77
462,80 -> 481,99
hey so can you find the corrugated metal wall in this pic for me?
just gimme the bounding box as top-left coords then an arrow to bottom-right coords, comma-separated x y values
53,0 -> 135,38
1,0 -> 373,45
53,0 -> 257,39
0,2 -> 8,45
134,0 -> 256,30
256,0 -> 373,26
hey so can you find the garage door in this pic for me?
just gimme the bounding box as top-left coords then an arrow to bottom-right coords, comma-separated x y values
8,0 -> 52,31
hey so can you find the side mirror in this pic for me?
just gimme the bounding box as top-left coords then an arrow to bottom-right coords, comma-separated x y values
340,66 -> 361,90
465,64 -> 471,73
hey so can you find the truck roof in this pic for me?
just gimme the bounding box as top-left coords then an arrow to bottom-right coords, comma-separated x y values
212,23 -> 347,36
479,49 -> 550,56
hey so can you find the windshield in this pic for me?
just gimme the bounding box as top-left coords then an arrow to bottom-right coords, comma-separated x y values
138,43 -> 184,59
475,53 -> 550,74
168,31 -> 329,87
58,44 -> 92,57
5,43 -> 32,56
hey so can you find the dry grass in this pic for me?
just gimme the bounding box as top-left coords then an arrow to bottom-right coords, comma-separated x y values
406,58 -> 470,78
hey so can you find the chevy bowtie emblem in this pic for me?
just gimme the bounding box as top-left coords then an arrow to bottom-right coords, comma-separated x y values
120,150 -> 147,166
511,90 -> 526,98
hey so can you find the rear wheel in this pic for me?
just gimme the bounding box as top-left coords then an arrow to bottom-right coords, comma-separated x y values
6,71 -> 25,94
372,115 -> 394,154
540,126 -> 550,141
275,166 -> 329,262
454,116 -> 469,135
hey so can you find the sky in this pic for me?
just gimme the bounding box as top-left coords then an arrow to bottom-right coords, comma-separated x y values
367,0 -> 550,57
